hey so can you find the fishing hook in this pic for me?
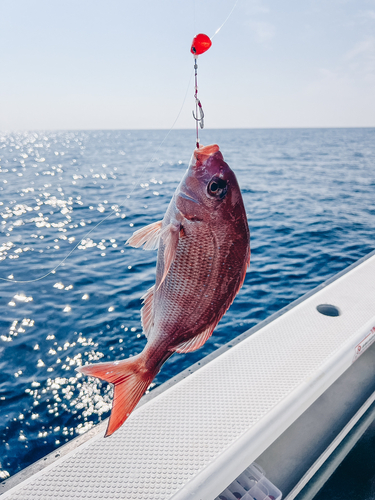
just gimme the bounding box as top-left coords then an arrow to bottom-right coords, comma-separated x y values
192,98 -> 204,129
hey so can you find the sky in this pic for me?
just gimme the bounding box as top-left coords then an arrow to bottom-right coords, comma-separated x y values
0,0 -> 374,130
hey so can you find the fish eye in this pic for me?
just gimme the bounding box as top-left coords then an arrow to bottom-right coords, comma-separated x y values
207,177 -> 227,199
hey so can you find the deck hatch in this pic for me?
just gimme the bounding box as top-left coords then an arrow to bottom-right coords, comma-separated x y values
316,304 -> 341,317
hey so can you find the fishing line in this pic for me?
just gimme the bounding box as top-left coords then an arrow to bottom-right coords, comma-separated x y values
210,0 -> 239,40
191,0 -> 240,147
1,1 -> 239,284
0,69 -> 194,284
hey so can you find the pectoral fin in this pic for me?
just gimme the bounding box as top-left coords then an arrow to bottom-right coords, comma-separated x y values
126,220 -> 163,250
140,285 -> 155,338
157,222 -> 181,290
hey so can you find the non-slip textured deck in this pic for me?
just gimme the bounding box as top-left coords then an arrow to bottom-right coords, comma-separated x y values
3,253 -> 375,500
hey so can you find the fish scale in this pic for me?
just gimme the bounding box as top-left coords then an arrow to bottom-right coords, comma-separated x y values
156,224 -> 218,332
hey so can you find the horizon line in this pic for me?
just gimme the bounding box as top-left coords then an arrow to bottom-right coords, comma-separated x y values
1,126 -> 375,133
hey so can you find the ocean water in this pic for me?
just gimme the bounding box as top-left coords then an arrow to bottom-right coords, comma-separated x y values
0,128 -> 374,494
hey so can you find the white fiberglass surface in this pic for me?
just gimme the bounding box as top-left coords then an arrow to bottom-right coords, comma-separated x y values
3,255 -> 375,500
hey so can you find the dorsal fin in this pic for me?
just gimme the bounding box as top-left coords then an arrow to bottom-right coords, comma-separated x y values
140,285 -> 155,338
170,323 -> 215,353
126,220 -> 162,250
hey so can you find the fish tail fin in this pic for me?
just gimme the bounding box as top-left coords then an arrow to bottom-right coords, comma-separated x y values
77,352 -> 156,437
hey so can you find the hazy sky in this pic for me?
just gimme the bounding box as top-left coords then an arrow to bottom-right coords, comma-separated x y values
1,0 -> 374,130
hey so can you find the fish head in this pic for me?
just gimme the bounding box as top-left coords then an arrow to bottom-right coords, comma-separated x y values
176,144 -> 242,220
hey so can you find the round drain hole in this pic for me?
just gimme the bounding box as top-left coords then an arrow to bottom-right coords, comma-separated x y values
317,304 -> 341,317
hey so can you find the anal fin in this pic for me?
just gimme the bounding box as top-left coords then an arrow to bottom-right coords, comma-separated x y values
171,324 -> 215,353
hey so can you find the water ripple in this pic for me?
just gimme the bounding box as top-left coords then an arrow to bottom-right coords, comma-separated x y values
0,128 -> 374,480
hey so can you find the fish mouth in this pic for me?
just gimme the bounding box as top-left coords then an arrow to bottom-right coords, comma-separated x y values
179,191 -> 199,204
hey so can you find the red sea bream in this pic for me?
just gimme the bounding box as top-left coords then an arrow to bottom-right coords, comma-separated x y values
77,144 -> 250,436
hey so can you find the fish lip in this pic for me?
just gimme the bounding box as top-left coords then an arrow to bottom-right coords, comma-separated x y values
179,191 -> 199,204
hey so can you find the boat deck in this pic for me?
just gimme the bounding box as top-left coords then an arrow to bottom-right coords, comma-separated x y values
2,251 -> 375,500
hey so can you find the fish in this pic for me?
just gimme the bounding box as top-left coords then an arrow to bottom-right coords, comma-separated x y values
77,144 -> 250,436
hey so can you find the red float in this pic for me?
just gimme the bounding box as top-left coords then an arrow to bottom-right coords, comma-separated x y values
190,33 -> 212,56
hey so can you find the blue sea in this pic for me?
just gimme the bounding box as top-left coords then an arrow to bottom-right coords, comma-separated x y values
0,128 -> 374,497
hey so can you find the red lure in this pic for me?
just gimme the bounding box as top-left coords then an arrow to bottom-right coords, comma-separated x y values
190,33 -> 212,56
